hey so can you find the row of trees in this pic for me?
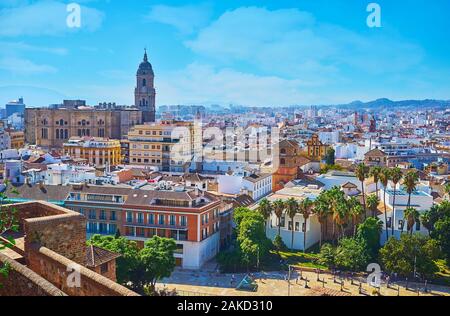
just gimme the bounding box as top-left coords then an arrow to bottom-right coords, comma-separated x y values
258,186 -> 370,252
355,164 -> 420,239
257,164 -> 435,254
317,201 -> 450,279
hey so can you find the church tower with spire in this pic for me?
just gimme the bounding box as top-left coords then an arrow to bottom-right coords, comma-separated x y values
135,49 -> 156,123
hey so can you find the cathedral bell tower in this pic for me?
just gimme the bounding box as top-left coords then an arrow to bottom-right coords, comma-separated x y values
135,49 -> 156,123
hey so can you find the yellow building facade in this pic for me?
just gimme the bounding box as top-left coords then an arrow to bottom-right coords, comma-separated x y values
63,137 -> 122,167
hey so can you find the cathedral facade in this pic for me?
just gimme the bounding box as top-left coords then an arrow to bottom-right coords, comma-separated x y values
25,51 -> 156,148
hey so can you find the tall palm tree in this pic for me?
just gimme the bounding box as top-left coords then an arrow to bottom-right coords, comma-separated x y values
258,198 -> 272,235
285,198 -> 299,250
404,170 -> 419,209
390,167 -> 403,236
299,198 -> 314,252
379,168 -> 391,241
367,194 -> 380,218
348,197 -> 363,237
355,163 -> 368,218
273,199 -> 286,236
334,198 -> 349,240
313,192 -> 331,247
369,166 -> 382,198
327,187 -> 342,242
420,211 -> 432,237
404,207 -> 420,235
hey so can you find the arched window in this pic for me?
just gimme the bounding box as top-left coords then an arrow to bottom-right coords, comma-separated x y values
143,78 -> 147,87
59,119 -> 64,126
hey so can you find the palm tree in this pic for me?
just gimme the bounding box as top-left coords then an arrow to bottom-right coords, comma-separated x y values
390,167 -> 403,236
420,211 -> 432,236
367,194 -> 380,218
404,170 -> 419,209
404,207 -> 420,235
258,198 -> 272,235
299,198 -> 314,252
333,198 -> 349,240
369,166 -> 382,197
273,199 -> 286,236
285,198 -> 299,250
355,163 -> 368,218
348,197 -> 363,237
327,187 -> 342,242
379,168 -> 391,241
313,192 -> 331,247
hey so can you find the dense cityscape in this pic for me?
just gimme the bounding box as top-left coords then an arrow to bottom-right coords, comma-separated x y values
0,0 -> 449,304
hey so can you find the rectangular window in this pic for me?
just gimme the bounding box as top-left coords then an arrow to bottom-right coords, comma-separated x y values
126,212 -> 133,223
180,216 -> 187,227
148,214 -> 155,224
110,211 -> 116,221
280,216 -> 286,227
89,210 -> 96,220
100,210 -> 107,220
99,223 -> 108,234
137,213 -> 144,224
170,215 -> 176,226
109,224 -> 117,235
159,215 -> 165,225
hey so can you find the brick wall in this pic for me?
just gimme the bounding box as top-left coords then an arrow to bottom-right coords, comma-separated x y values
9,202 -> 89,265
0,253 -> 66,296
90,260 -> 117,282
27,245 -> 138,296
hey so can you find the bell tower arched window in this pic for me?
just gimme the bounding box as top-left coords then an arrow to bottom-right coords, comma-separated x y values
143,79 -> 146,87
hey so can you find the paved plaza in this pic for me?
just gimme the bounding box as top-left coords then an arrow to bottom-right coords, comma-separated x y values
157,268 -> 450,297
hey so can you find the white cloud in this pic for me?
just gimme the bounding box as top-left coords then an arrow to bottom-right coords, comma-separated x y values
145,3 -> 212,34
0,41 -> 68,55
186,7 -> 424,79
0,57 -> 57,74
156,63 -> 321,107
0,0 -> 104,36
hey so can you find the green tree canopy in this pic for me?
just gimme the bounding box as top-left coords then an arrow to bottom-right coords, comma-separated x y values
139,236 -> 177,293
334,238 -> 370,272
356,217 -> 382,260
380,234 -> 442,278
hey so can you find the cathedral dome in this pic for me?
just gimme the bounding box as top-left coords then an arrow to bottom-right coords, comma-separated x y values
137,50 -> 154,76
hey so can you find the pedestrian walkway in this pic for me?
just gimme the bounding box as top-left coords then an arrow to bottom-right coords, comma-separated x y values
157,269 -> 450,296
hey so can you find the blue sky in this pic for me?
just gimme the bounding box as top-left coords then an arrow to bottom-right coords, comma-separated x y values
0,0 -> 449,107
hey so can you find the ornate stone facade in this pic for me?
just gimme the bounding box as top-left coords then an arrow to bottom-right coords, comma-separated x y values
25,107 -> 142,149
134,49 -> 156,123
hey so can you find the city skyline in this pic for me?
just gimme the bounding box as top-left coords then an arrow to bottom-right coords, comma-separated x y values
1,0 -> 450,107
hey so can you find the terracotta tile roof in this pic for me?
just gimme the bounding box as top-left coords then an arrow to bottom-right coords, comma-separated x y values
365,148 -> 387,157
85,245 -> 121,268
5,184 -> 71,202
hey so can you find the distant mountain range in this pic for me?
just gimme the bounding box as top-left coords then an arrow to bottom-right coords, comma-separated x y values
334,98 -> 450,110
